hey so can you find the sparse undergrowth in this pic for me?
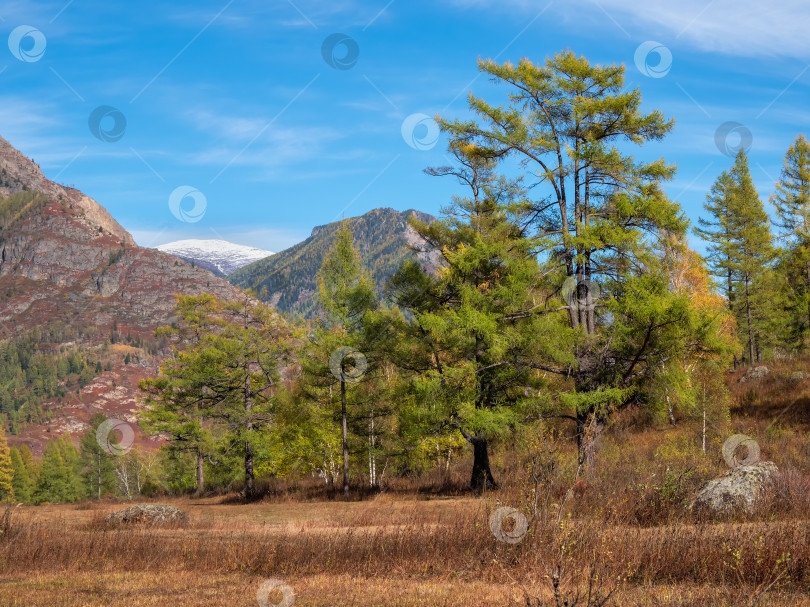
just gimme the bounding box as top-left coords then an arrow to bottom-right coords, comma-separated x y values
2,359 -> 810,606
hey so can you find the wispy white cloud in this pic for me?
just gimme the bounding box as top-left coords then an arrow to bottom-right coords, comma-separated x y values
177,104 -> 369,180
0,99 -> 86,168
449,0 -> 810,60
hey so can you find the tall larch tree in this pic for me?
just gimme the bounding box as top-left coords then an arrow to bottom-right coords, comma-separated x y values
79,414 -> 118,499
9,447 -> 30,502
141,294 -> 221,497
433,52 -> 729,468
34,436 -> 84,504
308,223 -> 377,495
388,139 -> 558,491
771,134 -> 810,346
144,294 -> 295,501
18,444 -> 35,487
0,429 -> 14,502
727,151 -> 775,363
695,171 -> 737,306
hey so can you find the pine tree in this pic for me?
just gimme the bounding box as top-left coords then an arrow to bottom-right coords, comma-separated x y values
9,447 -> 31,503
658,238 -> 737,426
771,134 -> 810,346
0,429 -> 15,502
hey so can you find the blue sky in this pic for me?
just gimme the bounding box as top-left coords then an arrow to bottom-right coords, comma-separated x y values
1,0 -> 808,252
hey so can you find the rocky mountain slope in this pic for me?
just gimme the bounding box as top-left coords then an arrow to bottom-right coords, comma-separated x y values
228,208 -> 437,317
0,135 -> 246,454
156,239 -> 273,276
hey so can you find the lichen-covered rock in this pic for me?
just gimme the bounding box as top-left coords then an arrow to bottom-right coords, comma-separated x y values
739,366 -> 770,383
104,504 -> 188,526
691,461 -> 779,516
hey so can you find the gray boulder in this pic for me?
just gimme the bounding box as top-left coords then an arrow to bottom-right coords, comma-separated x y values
739,366 -> 770,382
691,461 -> 779,516
104,504 -> 188,526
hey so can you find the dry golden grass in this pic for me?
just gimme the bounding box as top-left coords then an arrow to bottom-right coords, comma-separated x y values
1,493 -> 808,606
3,360 -> 810,605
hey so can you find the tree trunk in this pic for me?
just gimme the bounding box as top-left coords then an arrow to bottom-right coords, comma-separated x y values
745,276 -> 755,365
194,449 -> 204,498
728,266 -> 736,369
244,439 -> 256,500
469,436 -> 497,493
576,411 -> 604,470
584,172 -> 596,334
244,373 -> 257,501
806,260 -> 810,339
702,405 -> 707,454
368,408 -> 376,488
341,379 -> 349,496
96,451 -> 102,499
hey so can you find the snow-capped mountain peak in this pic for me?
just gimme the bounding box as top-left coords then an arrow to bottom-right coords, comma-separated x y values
155,239 -> 274,276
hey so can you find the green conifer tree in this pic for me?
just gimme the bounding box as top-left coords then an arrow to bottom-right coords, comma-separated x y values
34,436 -> 84,504
143,295 -> 294,501
389,139 -> 555,490
80,414 -> 118,499
695,170 -> 737,305
9,447 -> 30,503
696,152 -> 776,363
771,134 -> 810,347
141,294 -> 222,497
425,51 -> 730,469
308,223 -> 378,495
18,444 -> 35,481
34,440 -> 69,504
0,429 -> 15,502
727,151 -> 776,363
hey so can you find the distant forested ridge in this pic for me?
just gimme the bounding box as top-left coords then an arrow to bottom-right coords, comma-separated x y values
228,207 -> 436,317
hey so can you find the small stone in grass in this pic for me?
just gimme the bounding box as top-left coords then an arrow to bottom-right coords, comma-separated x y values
104,504 -> 188,527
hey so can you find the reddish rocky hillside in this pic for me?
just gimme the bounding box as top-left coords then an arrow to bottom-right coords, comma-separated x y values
0,135 -> 245,454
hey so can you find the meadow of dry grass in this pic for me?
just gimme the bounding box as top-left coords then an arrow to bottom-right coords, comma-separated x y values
2,360 -> 810,606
